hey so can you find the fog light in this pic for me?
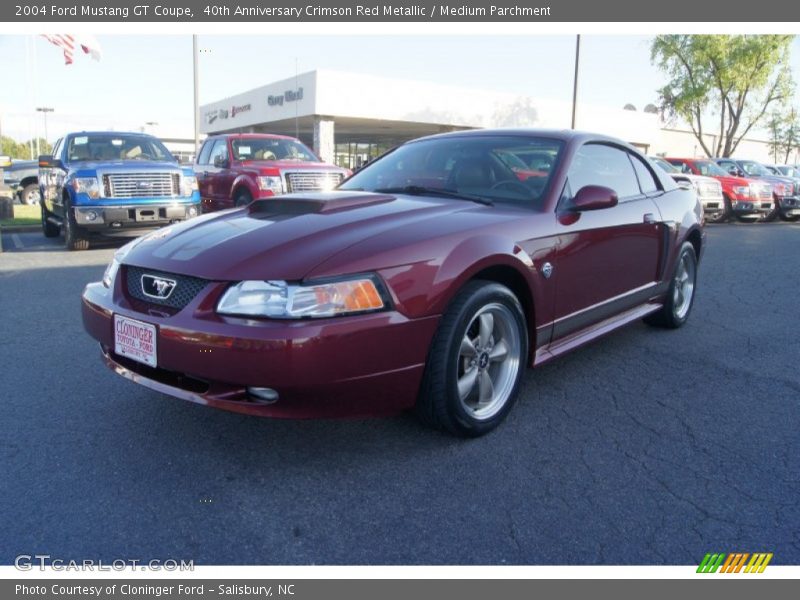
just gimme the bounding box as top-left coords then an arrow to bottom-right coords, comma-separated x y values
188,206 -> 198,217
85,210 -> 98,222
111,221 -> 122,228
247,387 -> 279,404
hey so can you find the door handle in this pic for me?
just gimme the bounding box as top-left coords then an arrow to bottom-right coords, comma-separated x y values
643,213 -> 656,224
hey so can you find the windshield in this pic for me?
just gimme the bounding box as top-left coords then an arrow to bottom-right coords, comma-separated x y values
692,160 -> 728,177
231,138 -> 319,162
778,166 -> 800,177
339,135 -> 563,209
739,161 -> 770,177
650,157 -> 678,173
67,134 -> 174,162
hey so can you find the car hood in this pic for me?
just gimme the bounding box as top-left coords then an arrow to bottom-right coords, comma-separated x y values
70,160 -> 182,172
713,174 -> 753,187
123,192 -> 477,281
238,159 -> 345,171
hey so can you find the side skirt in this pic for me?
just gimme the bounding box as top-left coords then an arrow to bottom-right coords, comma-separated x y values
533,301 -> 662,367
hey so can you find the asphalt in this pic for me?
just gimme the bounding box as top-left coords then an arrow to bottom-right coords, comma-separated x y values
0,223 -> 798,566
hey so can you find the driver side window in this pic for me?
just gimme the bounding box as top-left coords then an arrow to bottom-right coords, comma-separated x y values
209,139 -> 228,166
566,143 -> 641,201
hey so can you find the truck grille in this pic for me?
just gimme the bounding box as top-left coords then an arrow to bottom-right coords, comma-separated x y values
698,182 -> 723,199
125,266 -> 208,311
104,172 -> 179,198
284,171 -> 344,193
751,183 -> 772,200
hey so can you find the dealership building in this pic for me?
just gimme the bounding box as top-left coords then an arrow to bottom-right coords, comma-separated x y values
199,69 -> 791,167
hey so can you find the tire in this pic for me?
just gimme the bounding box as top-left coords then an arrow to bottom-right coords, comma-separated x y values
779,210 -> 800,222
759,197 -> 780,222
645,241 -> 698,329
63,198 -> 90,251
416,280 -> 528,437
706,194 -> 731,223
41,203 -> 59,238
234,189 -> 253,207
20,183 -> 41,205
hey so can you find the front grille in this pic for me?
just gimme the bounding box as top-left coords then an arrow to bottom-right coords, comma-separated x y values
698,182 -> 723,199
751,184 -> 772,200
285,171 -> 344,193
104,172 -> 179,198
125,266 -> 208,310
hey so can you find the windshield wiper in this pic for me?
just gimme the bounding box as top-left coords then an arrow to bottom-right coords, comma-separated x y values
374,185 -> 493,206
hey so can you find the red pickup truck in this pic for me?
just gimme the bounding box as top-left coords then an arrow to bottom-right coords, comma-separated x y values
664,157 -> 772,222
194,133 -> 350,212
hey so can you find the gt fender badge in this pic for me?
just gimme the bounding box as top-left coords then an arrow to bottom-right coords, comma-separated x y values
541,262 -> 553,279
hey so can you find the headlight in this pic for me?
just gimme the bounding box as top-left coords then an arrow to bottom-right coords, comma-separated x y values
180,175 -> 198,197
257,176 -> 284,195
733,186 -> 750,197
217,276 -> 388,319
101,236 -> 144,288
72,177 -> 100,199
773,183 -> 786,196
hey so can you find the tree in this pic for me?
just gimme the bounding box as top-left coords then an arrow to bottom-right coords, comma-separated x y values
651,35 -> 795,157
768,108 -> 800,164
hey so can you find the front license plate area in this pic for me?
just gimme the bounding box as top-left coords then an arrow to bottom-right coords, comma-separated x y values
114,315 -> 157,367
136,208 -> 159,222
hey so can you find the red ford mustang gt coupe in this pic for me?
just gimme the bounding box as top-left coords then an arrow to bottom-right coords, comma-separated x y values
82,129 -> 704,436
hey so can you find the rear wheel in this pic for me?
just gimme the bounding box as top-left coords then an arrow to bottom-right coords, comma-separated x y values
63,199 -> 90,251
41,203 -> 59,238
20,183 -> 41,205
234,189 -> 253,207
416,280 -> 528,437
645,242 -> 697,329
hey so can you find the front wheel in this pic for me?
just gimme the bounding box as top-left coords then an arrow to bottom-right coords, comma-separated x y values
706,195 -> 731,223
416,281 -> 528,437
234,189 -> 253,207
645,241 -> 698,329
63,199 -> 90,251
759,198 -> 780,222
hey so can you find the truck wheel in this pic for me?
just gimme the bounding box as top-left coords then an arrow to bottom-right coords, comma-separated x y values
706,195 -> 731,223
759,199 -> 780,222
20,183 -> 41,205
779,210 -> 800,222
416,280 -> 528,437
63,200 -> 90,251
234,189 -> 253,207
41,203 -> 60,238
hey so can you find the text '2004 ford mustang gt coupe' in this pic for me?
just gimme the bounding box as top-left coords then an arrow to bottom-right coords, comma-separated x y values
82,129 -> 704,436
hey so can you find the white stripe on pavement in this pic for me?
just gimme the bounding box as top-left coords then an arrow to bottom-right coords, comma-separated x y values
11,234 -> 23,249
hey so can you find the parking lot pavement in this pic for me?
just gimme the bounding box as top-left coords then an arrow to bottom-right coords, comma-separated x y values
1,224 -> 798,566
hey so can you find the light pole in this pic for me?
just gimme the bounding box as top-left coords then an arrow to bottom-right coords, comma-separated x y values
36,106 -> 54,154
570,35 -> 580,130
192,35 -> 200,157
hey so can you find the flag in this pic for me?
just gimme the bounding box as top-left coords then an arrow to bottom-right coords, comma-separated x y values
42,34 -> 103,65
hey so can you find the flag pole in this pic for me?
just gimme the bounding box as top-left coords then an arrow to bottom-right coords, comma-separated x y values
192,35 -> 200,157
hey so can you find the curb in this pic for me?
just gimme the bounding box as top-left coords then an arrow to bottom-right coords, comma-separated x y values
0,225 -> 39,233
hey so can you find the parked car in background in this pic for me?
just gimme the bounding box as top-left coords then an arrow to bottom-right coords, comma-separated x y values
714,158 -> 798,222
194,133 -> 350,212
2,160 -> 40,205
771,165 -> 800,221
665,157 -> 772,222
39,131 -> 201,250
649,156 -> 724,222
83,129 -> 703,436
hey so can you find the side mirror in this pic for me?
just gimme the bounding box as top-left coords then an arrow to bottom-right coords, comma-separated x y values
571,185 -> 619,211
0,155 -> 11,168
38,155 -> 63,169
726,166 -> 738,176
213,154 -> 229,168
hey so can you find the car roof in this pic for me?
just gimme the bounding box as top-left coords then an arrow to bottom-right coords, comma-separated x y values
211,133 -> 298,141
65,131 -> 156,137
409,128 -> 634,148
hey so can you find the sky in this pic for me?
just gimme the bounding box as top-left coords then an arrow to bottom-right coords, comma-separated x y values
1,34 -> 799,144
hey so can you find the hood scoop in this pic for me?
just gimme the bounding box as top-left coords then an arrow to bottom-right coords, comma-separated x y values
250,192 -> 395,215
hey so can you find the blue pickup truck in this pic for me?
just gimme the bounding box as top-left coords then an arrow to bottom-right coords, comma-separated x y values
39,131 -> 201,250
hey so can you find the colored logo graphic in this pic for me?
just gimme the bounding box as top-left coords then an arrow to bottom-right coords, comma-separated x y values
697,552 -> 773,573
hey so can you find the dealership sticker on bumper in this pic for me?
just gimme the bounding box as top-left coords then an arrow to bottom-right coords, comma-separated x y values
114,315 -> 157,367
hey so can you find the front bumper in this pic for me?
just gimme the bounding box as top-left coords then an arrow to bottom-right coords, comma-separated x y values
777,196 -> 800,216
73,202 -> 201,232
731,198 -> 773,214
81,280 -> 439,418
698,195 -> 725,215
